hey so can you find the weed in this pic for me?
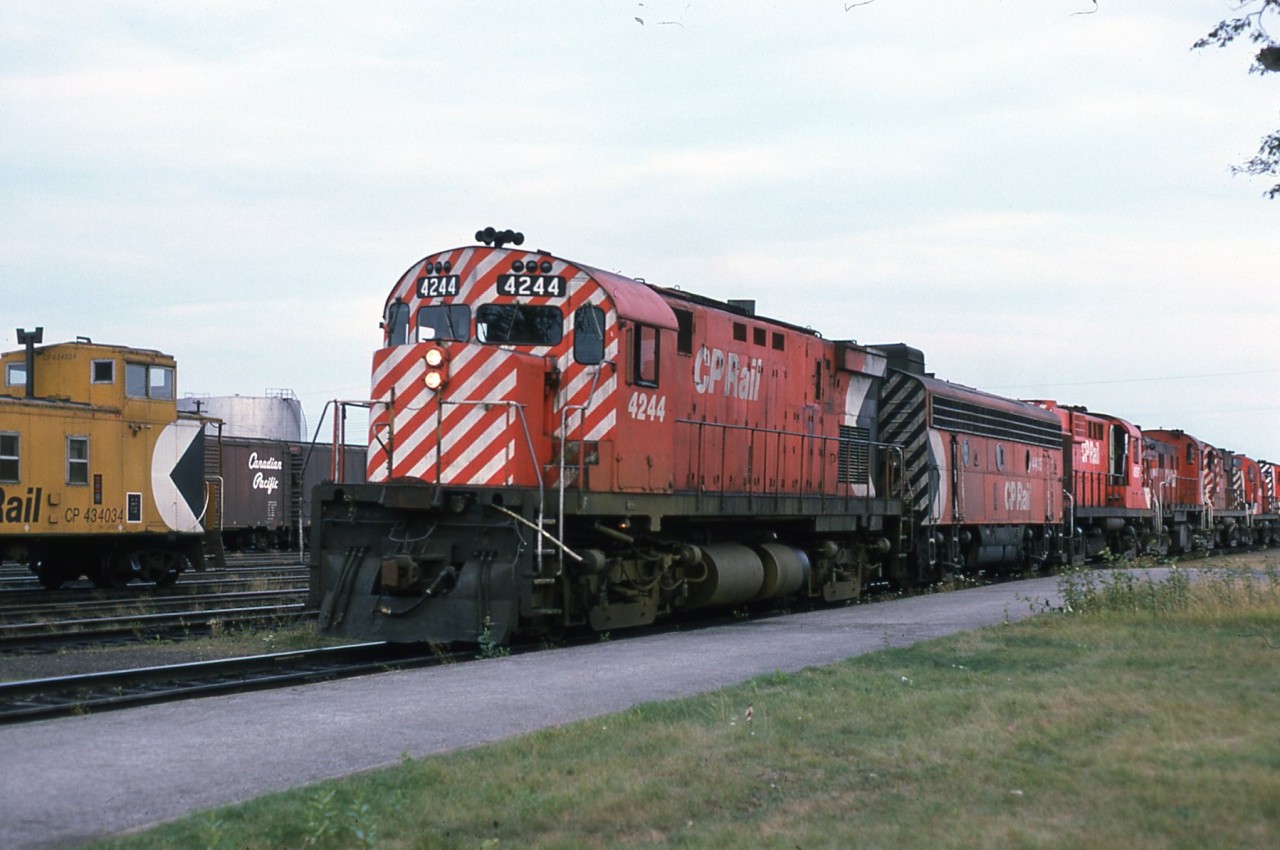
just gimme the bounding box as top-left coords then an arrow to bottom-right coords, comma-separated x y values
347,793 -> 378,849
302,789 -> 340,847
476,621 -> 510,659
1056,561 -> 1280,618
198,812 -> 229,850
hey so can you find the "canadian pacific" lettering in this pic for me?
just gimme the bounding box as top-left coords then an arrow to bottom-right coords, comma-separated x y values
248,452 -> 282,494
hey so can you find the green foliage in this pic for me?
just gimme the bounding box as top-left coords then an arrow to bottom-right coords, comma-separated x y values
1057,563 -> 1280,618
301,789 -> 339,847
475,621 -> 510,659
1194,0 -> 1280,198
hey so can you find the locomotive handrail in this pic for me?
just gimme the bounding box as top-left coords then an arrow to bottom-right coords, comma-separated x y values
556,361 -> 611,577
436,398 -> 553,575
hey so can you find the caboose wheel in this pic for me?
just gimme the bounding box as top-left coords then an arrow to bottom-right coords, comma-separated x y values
35,562 -> 65,590
138,550 -> 183,587
95,553 -> 139,589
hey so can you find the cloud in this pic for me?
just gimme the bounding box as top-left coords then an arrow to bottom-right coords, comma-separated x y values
2,1 -> 1277,460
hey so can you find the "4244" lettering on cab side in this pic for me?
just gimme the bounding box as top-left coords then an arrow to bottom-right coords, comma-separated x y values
627,391 -> 666,422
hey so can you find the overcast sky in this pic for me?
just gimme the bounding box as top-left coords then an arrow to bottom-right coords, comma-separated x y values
3,1 -> 1277,460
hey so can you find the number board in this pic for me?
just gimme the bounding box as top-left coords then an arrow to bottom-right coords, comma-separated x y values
495,275 -> 566,298
417,275 -> 461,298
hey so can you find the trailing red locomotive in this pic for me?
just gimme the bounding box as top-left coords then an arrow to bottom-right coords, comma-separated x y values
309,231 -> 1095,644
1030,402 -> 1164,558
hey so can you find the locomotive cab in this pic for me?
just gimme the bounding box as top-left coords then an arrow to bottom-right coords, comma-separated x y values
315,238 -> 683,643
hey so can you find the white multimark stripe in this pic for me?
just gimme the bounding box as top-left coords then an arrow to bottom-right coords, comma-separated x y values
451,353 -> 506,402
443,411 -> 513,483
473,437 -> 518,486
584,409 -> 617,443
436,369 -> 519,465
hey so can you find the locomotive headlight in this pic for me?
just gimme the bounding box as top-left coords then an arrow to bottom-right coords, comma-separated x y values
422,346 -> 449,390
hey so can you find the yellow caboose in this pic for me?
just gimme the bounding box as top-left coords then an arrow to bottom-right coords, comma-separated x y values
0,328 -> 210,587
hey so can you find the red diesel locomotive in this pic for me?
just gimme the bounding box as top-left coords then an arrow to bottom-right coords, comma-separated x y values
1031,402 -> 1164,558
309,231 -> 1077,644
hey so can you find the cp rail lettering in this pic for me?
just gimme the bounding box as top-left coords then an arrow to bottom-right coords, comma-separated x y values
0,486 -> 42,524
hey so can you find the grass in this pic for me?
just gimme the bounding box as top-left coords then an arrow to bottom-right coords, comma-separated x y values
89,557 -> 1280,850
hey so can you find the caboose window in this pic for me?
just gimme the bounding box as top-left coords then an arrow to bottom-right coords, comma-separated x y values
476,305 -> 563,346
5,362 -> 25,388
125,363 -> 175,400
126,363 -> 147,397
0,433 -> 18,483
417,305 -> 470,342
66,436 -> 89,486
91,360 -> 115,384
633,324 -> 659,387
573,305 -> 606,365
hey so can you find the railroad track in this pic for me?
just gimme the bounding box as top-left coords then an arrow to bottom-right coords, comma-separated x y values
0,553 -> 309,592
0,600 -> 313,654
0,553 -> 314,653
0,642 -> 449,724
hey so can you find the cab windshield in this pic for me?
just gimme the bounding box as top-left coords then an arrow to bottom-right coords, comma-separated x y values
417,305 -> 470,342
476,304 -> 563,346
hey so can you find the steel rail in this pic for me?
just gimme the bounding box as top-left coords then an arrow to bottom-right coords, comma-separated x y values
0,642 -> 447,724
0,603 -> 314,654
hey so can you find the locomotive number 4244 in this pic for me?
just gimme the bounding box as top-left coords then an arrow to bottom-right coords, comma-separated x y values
627,390 -> 667,422
496,275 -> 566,297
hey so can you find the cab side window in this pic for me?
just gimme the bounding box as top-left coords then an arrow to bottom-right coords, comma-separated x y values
574,305 -> 605,365
633,324 -> 659,387
386,302 -> 410,346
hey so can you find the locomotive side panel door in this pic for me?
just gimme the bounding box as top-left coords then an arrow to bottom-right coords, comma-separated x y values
615,321 -> 675,492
